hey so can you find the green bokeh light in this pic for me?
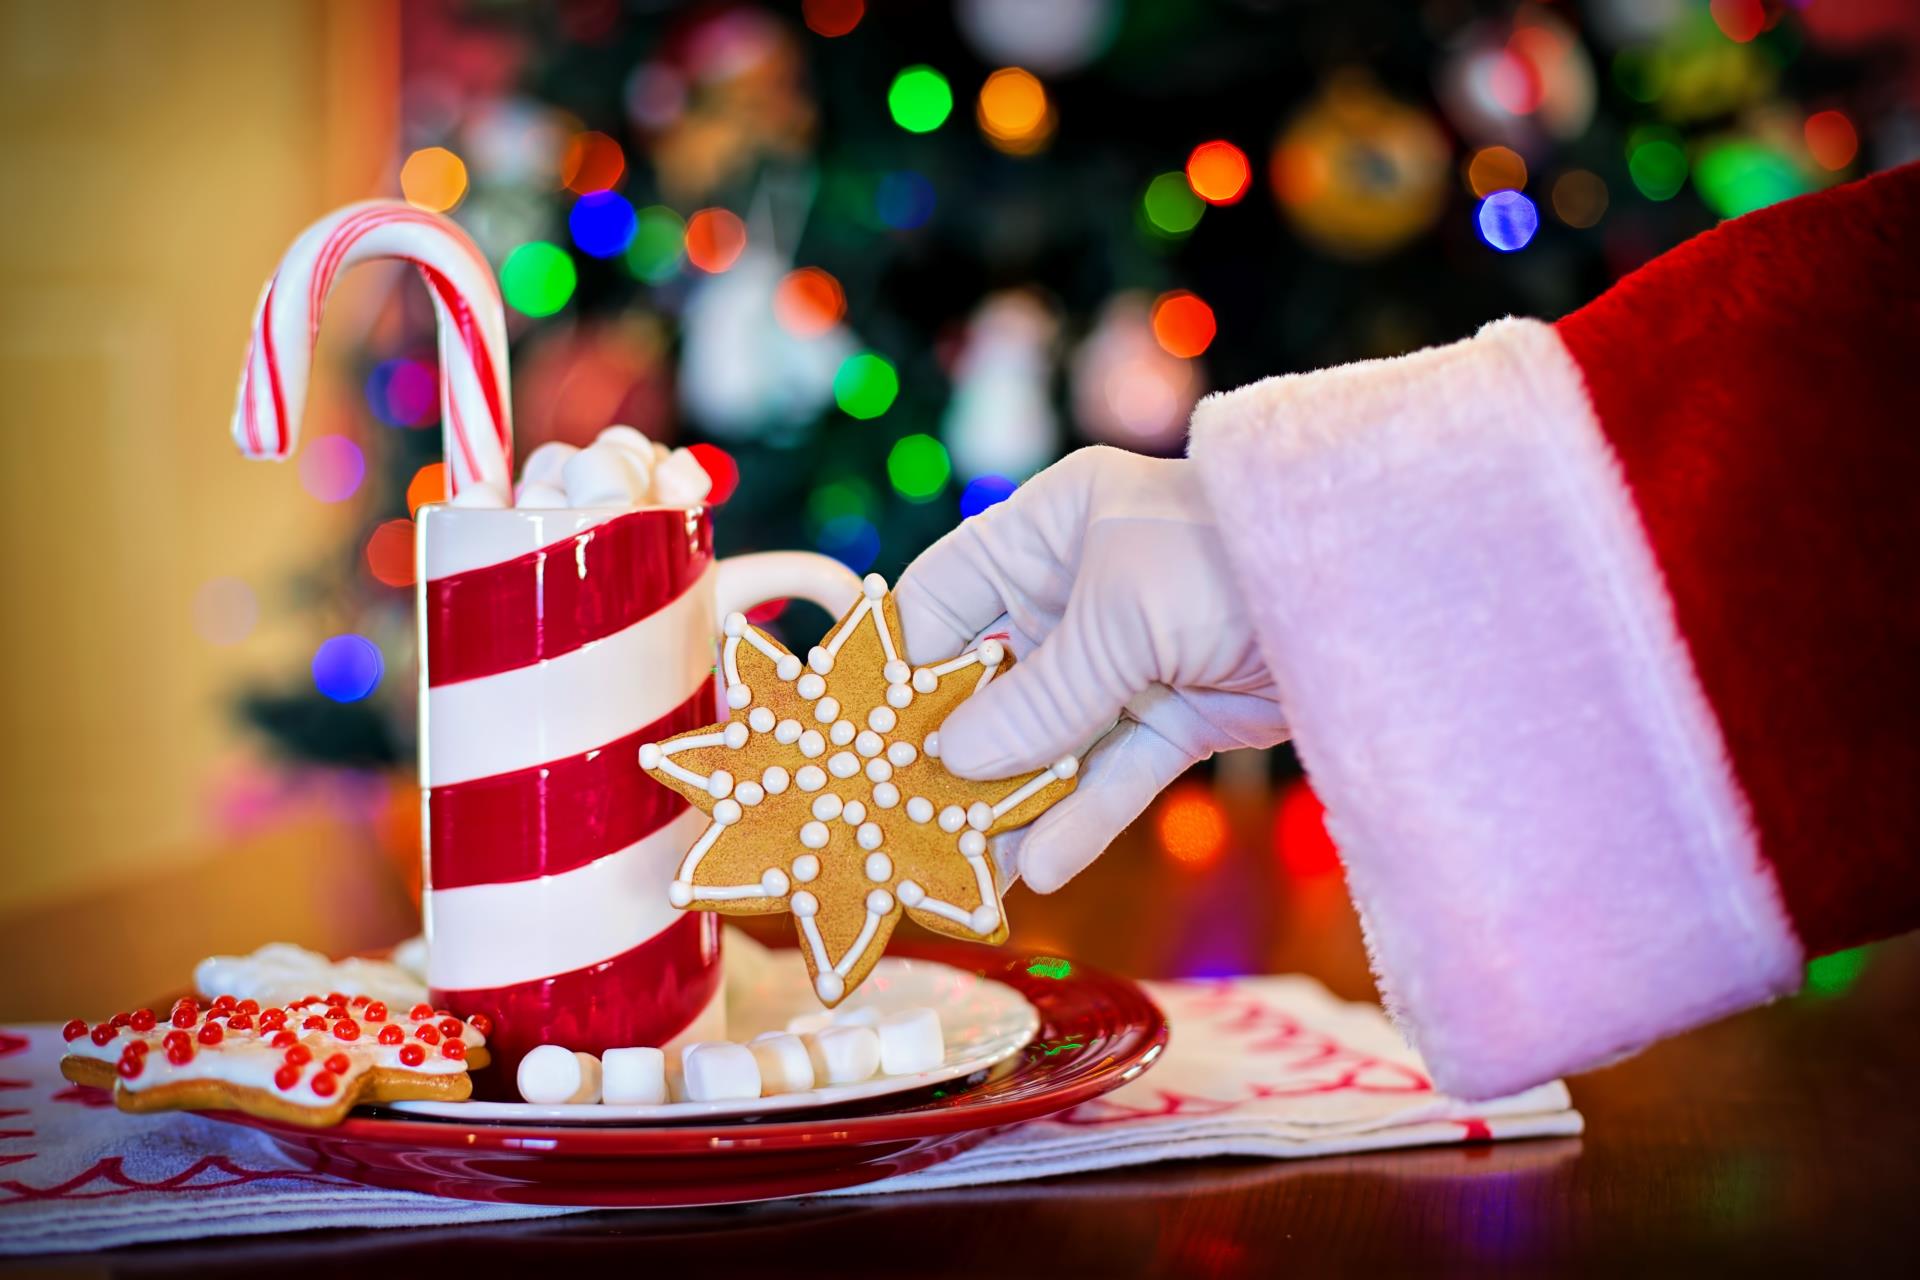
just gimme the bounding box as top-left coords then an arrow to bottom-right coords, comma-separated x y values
1143,171 -> 1205,236
500,241 -> 577,317
833,353 -> 900,419
806,477 -> 878,537
625,206 -> 686,284
888,65 -> 953,134
887,433 -> 951,502
1694,141 -> 1808,219
1627,127 -> 1688,202
1804,947 -> 1867,998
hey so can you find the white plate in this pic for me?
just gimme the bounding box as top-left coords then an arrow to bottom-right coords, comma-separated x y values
386,945 -> 1039,1124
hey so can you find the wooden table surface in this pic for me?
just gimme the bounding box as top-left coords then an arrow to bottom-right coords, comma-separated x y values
10,770 -> 1920,1275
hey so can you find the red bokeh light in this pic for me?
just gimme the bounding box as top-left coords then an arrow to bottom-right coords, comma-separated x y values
803,0 -> 863,38
685,209 -> 747,273
1804,110 -> 1859,171
561,131 -> 626,194
1185,140 -> 1251,205
1274,778 -> 1341,878
1151,290 -> 1217,359
1156,782 -> 1229,868
687,442 -> 740,504
365,519 -> 416,588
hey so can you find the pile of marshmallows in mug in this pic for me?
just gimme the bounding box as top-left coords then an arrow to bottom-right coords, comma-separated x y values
517,1004 -> 946,1106
496,426 -> 716,509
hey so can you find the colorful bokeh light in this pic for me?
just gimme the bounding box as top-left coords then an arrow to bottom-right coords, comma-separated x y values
1804,946 -> 1867,997
407,462 -> 447,515
1465,145 -> 1527,198
561,131 -> 626,194
834,352 -> 900,419
807,477 -> 878,536
1186,140 -> 1251,205
1274,778 -> 1340,878
627,205 -> 687,283
773,267 -> 847,337
1143,172 -> 1205,236
365,358 -> 438,428
1551,169 -> 1609,228
500,242 -> 577,317
400,147 -> 468,213
803,0 -> 863,38
1695,141 -> 1807,219
960,474 -> 1017,518
875,171 -> 936,230
1151,290 -> 1216,358
1627,128 -> 1688,202
1804,110 -> 1858,171
887,433 -> 951,502
1157,782 -> 1228,867
365,518 -> 416,588
686,442 -> 740,504
817,513 -> 881,573
888,65 -> 954,134
1709,0 -> 1766,44
299,434 -> 365,502
312,634 -> 384,703
569,191 -> 638,258
1476,189 -> 1539,252
685,208 -> 747,273
977,67 -> 1053,154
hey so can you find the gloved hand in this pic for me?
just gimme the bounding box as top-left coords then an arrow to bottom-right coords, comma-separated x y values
894,446 -> 1288,891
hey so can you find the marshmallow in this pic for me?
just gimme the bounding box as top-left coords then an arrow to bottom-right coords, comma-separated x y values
804,1025 -> 881,1085
833,1005 -> 881,1027
877,1007 -> 945,1075
520,440 -> 578,487
785,1010 -> 834,1036
652,448 -> 713,507
682,1040 -> 762,1102
748,1032 -> 816,1095
515,480 -> 568,508
517,1043 -> 599,1104
596,425 -> 654,493
601,1046 -> 668,1105
447,479 -> 510,509
562,441 -> 648,508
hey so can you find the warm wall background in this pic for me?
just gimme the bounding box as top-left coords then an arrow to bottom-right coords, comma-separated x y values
0,0 -> 408,1011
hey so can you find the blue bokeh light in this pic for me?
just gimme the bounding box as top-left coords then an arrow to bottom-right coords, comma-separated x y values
365,358 -> 437,427
875,171 -> 935,231
1476,190 -> 1539,253
569,191 -> 639,258
960,474 -> 1017,518
312,634 -> 384,703
817,514 -> 881,574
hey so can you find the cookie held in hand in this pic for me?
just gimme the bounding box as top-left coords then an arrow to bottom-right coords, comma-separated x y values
640,573 -> 1078,1005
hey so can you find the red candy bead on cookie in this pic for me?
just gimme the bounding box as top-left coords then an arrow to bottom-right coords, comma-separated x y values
350,994 -> 369,1007
213,995 -> 236,1011
129,1008 -> 156,1032
378,1024 -> 404,1045
364,1002 -> 387,1022
163,1029 -> 190,1051
270,1030 -> 297,1049
62,1019 -> 88,1042
414,1025 -> 439,1045
90,1024 -> 117,1046
166,1038 -> 194,1066
227,1013 -> 253,1031
259,1008 -> 287,1031
333,1020 -> 360,1041
127,1039 -> 149,1056
275,1064 -> 300,1091
285,1044 -> 312,1066
466,1013 -> 493,1037
437,1018 -> 463,1037
237,999 -> 259,1015
117,1049 -> 144,1079
310,1071 -> 338,1098
325,1052 -> 351,1074
409,1003 -> 433,1021
326,992 -> 346,1005
197,1022 -> 223,1046
441,1039 -> 466,1061
399,1043 -> 426,1067
110,1011 -> 131,1029
170,1005 -> 197,1029
302,1016 -> 327,1031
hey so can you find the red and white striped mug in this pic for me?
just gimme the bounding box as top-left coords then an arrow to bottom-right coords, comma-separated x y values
417,502 -> 857,1084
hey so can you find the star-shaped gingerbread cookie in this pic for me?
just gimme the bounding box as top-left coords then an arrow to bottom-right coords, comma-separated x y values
639,572 -> 1078,1005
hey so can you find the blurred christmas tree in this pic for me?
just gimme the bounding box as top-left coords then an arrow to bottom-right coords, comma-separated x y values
239,0 -> 1915,785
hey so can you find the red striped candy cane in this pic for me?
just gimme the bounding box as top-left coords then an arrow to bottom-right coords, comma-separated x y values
231,200 -> 514,500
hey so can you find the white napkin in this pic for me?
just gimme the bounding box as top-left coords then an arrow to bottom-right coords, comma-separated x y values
0,978 -> 1579,1255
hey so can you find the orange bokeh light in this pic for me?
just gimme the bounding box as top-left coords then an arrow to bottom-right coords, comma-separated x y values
406,462 -> 447,516
977,67 -> 1053,154
1804,110 -> 1858,171
1151,290 -> 1216,359
803,0 -> 863,37
773,267 -> 847,337
1157,782 -> 1229,868
685,208 -> 748,273
400,147 -> 469,213
561,131 -> 626,194
1274,778 -> 1341,878
365,518 -> 417,588
1465,145 -> 1527,197
1186,140 -> 1251,205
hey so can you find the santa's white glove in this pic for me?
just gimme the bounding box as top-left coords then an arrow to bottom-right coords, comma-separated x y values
894,446 -> 1288,891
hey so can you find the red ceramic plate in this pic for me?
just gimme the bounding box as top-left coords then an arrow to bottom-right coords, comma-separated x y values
205,942 -> 1167,1207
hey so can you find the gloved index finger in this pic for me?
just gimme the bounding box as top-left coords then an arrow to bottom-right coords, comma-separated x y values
894,512 -> 1066,666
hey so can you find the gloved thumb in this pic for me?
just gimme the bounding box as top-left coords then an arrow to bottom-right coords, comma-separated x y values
1008,719 -> 1197,892
937,599 -> 1138,778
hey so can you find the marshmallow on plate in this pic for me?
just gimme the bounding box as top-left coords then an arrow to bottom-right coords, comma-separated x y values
747,1032 -> 816,1095
877,1007 -> 945,1075
804,1025 -> 881,1085
601,1047 -> 668,1105
518,1044 -> 603,1104
682,1041 -> 762,1102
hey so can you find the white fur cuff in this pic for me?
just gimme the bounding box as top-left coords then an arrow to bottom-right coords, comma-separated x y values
1188,318 -> 1802,1099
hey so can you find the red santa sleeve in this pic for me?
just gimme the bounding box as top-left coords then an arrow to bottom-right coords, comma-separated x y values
1187,162 -> 1920,1100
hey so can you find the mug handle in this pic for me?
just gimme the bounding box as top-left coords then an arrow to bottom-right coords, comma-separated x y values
713,551 -> 863,623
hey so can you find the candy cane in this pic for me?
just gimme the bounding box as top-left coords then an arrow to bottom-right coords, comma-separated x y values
232,200 -> 514,501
